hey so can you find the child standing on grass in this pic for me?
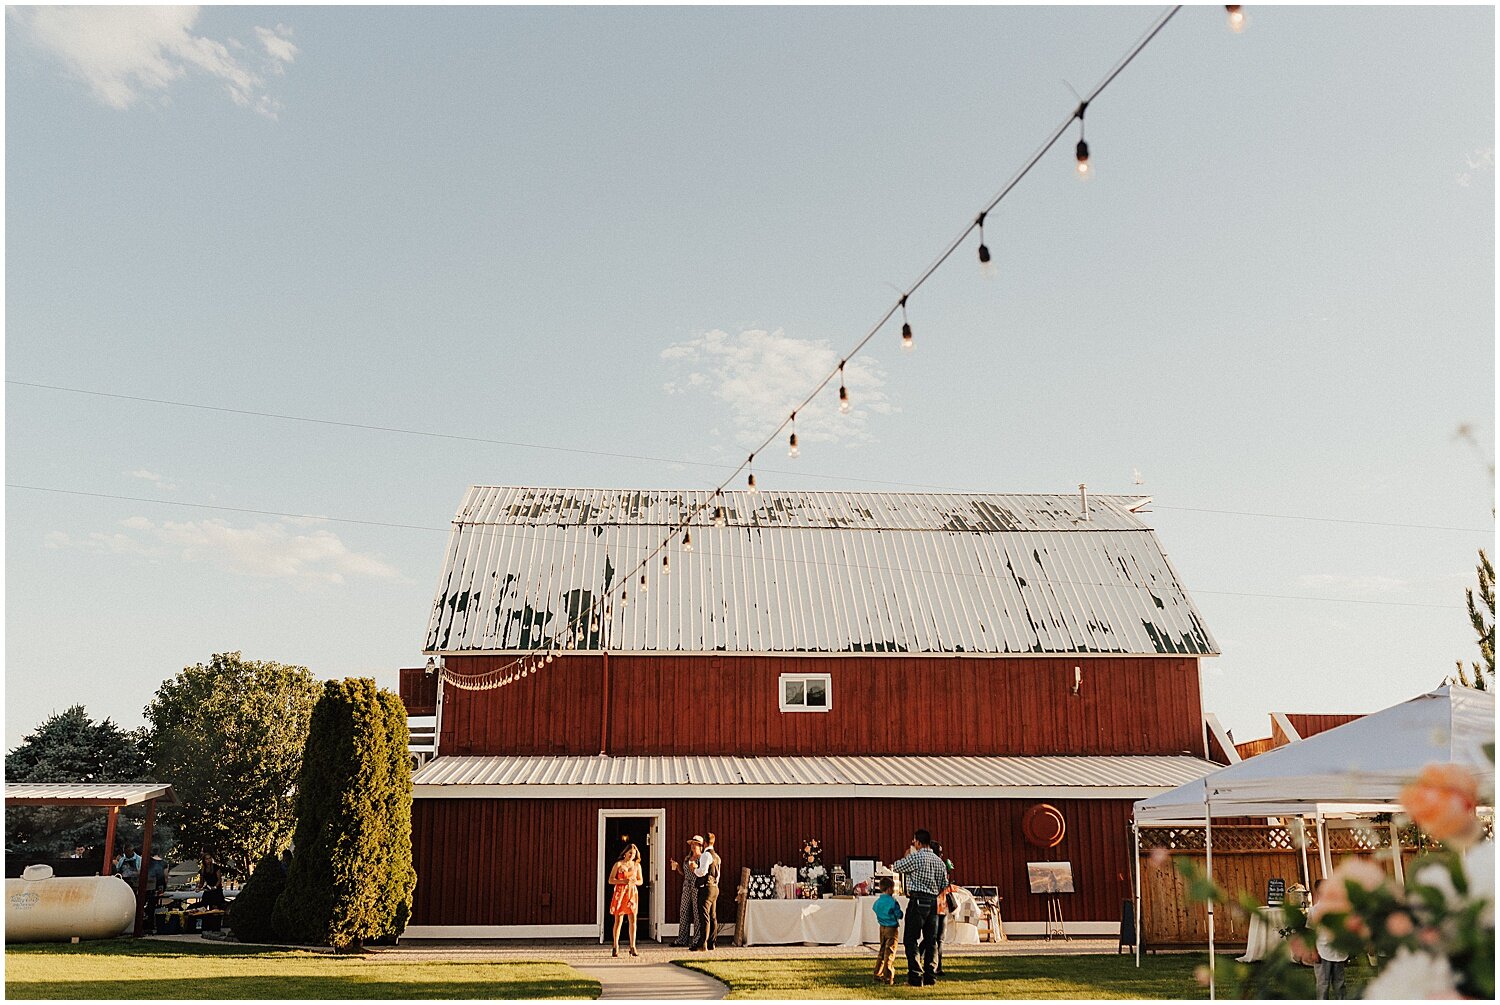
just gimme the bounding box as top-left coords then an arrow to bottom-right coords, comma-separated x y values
872,876 -> 903,985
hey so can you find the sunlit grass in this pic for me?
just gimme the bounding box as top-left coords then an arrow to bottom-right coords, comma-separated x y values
5,939 -> 599,1000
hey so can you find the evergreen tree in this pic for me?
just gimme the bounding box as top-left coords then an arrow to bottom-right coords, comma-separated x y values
272,678 -> 414,950
228,852 -> 290,944
5,706 -> 150,858
1453,549 -> 1495,692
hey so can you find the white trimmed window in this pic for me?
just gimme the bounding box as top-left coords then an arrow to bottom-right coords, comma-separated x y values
779,673 -> 832,712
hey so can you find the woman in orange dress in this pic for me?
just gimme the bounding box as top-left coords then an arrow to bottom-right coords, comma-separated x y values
609,844 -> 643,957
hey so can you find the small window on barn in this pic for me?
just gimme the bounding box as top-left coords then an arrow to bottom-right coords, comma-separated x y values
779,673 -> 832,713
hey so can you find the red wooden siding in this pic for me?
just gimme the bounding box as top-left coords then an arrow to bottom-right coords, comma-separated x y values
1286,713 -> 1364,739
417,654 -> 1205,757
411,797 -> 1137,929
1235,736 -> 1275,759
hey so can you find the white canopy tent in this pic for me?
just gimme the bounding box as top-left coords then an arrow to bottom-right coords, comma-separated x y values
1129,685 -> 1495,997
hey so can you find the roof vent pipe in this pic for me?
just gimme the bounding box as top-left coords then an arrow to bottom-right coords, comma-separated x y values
1078,483 -> 1089,520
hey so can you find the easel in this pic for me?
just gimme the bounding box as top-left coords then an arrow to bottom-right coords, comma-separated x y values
1045,893 -> 1068,941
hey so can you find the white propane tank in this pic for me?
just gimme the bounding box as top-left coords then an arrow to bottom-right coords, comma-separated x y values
5,865 -> 137,942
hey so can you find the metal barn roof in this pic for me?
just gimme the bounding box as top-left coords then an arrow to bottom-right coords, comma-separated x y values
412,754 -> 1219,799
425,487 -> 1218,657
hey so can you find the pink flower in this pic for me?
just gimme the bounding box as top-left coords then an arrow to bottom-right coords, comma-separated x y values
1385,911 -> 1415,938
1401,764 -> 1482,845
1333,857 -> 1390,893
1418,926 -> 1442,948
1342,914 -> 1370,939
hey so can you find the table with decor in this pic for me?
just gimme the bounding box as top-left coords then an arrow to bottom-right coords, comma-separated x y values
740,892 -> 983,947
1237,906 -> 1289,963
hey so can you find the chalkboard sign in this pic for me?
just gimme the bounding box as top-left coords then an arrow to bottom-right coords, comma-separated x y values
1266,877 -> 1286,906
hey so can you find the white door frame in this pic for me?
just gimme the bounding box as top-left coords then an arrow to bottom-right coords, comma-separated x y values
596,808 -> 666,943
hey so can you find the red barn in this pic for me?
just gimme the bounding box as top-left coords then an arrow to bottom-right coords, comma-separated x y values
400,487 -> 1222,940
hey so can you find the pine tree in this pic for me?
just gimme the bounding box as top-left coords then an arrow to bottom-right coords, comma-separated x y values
1452,549 -> 1495,692
271,678 -> 413,950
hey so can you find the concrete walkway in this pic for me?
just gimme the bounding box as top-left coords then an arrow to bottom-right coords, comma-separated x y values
574,961 -> 727,1001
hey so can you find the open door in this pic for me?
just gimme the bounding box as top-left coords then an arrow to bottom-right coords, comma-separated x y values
648,815 -> 662,943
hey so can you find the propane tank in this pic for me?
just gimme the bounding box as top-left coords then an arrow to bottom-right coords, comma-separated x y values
5,865 -> 137,942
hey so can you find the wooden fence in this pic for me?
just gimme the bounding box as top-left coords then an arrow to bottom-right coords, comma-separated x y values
1137,824 -> 1430,947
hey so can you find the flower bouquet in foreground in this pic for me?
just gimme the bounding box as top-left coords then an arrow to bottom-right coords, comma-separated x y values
1177,758 -> 1495,999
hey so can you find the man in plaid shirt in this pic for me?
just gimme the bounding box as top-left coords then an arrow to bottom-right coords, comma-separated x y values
892,829 -> 949,986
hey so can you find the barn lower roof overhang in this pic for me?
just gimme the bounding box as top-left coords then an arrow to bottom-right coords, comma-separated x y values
412,754 -> 1219,801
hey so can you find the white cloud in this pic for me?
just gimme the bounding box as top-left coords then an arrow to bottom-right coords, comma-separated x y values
45,516 -> 402,585
1296,574 -> 1410,594
660,328 -> 894,450
10,7 -> 294,118
127,469 -> 178,492
254,24 -> 297,68
1457,147 -> 1494,188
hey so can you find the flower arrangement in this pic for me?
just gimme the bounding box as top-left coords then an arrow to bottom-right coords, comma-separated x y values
1176,754 -> 1495,999
799,838 -> 826,886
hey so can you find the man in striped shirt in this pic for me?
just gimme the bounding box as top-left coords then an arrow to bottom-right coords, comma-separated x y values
892,829 -> 949,986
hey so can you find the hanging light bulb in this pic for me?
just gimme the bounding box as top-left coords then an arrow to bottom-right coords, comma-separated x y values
788,413 -> 800,458
1225,5 -> 1245,32
838,361 -> 851,414
713,493 -> 726,527
620,588 -> 629,609
662,553 -> 671,576
976,212 -> 994,277
683,529 -> 693,553
900,296 -> 913,352
545,651 -> 554,664
1074,100 -> 1091,179
748,468 -> 758,494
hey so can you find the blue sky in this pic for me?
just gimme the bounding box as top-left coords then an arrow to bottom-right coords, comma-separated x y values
5,5 -> 1494,747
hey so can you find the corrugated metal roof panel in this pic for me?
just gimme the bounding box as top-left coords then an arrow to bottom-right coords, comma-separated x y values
4,782 -> 178,806
425,487 -> 1218,656
412,754 -> 1218,790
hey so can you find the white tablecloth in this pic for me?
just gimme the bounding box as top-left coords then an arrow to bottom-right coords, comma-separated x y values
742,896 -> 983,947
1237,906 -> 1287,963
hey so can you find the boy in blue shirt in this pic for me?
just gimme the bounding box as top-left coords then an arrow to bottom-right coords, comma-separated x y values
872,876 -> 904,985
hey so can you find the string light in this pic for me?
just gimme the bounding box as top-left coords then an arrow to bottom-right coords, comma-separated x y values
683,528 -> 693,552
620,588 -> 629,608
976,212 -> 994,276
431,5 -> 1186,698
1075,100 -> 1091,178
713,490 -> 727,526
1225,5 -> 1245,32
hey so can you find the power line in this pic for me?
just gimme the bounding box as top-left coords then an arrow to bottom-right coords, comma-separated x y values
9,483 -> 1464,612
10,381 -> 1488,534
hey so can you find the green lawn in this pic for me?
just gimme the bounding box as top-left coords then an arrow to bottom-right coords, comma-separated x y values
5,940 -> 600,1000
678,953 -> 1374,1000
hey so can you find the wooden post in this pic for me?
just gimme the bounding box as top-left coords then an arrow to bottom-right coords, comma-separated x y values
133,799 -> 157,937
733,866 -> 750,946
101,806 -> 119,877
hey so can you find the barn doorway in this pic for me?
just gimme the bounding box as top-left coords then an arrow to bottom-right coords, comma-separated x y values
596,809 -> 664,943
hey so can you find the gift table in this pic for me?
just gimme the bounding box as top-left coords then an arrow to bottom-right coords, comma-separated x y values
1237,906 -> 1288,963
741,896 -> 983,947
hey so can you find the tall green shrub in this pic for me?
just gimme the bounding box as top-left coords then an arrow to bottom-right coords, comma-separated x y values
271,678 -> 414,950
228,853 -> 288,943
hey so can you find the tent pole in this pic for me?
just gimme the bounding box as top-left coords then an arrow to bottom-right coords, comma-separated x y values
1315,810 -> 1332,879
1298,817 -> 1313,896
1206,789 -> 1215,1001
1389,818 -> 1405,886
1133,818 -> 1142,968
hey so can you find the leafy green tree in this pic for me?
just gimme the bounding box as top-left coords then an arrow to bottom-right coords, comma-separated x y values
272,678 -> 414,951
5,706 -> 151,859
143,652 -> 321,876
1453,549 -> 1495,692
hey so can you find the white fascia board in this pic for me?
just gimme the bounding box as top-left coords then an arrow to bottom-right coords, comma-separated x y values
402,925 -> 596,939
1203,713 -> 1242,764
414,784 -> 1182,800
